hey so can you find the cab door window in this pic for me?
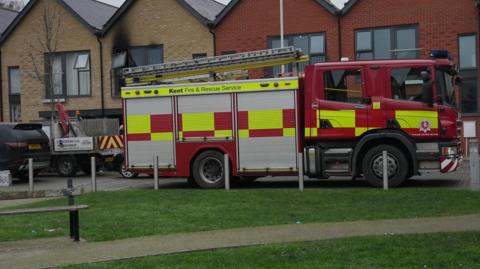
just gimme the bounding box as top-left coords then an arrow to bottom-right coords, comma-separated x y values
323,69 -> 363,103
390,67 -> 428,102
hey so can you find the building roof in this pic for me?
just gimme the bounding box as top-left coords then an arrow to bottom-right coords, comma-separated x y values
60,0 -> 119,31
0,7 -> 19,36
102,0 -> 225,35
180,0 -> 226,23
341,0 -> 359,15
214,0 -> 340,27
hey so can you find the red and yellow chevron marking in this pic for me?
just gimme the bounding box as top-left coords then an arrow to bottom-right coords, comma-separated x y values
99,135 -> 124,149
238,109 -> 296,138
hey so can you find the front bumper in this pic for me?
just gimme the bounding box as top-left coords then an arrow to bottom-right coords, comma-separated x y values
440,155 -> 462,173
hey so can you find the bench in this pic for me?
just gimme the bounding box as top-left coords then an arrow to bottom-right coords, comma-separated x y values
0,205 -> 88,242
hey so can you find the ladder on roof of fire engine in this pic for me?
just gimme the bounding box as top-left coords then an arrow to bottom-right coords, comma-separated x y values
122,47 -> 309,86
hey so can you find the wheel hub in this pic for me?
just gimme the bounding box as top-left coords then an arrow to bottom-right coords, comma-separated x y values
199,157 -> 223,184
371,153 -> 399,179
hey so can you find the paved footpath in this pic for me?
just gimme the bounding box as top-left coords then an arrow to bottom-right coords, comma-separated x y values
0,214 -> 479,269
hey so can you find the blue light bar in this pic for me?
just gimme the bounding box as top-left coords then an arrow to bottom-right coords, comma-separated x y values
430,50 -> 451,59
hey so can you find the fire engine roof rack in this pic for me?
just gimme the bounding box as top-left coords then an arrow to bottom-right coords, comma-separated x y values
122,47 -> 309,86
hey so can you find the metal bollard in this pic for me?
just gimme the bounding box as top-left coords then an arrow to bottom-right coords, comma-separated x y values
469,139 -> 480,191
28,158 -> 34,193
224,154 -> 230,190
382,151 -> 388,190
298,152 -> 304,192
154,155 -> 159,190
91,157 -> 97,192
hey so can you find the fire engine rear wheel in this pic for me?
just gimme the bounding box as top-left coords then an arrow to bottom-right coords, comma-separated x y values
362,145 -> 408,188
55,155 -> 78,177
192,151 -> 225,189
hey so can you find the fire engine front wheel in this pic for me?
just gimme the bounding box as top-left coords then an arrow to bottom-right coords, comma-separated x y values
192,151 -> 226,189
362,145 -> 408,188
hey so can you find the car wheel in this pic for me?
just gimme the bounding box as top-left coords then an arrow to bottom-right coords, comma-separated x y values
55,155 -> 78,177
362,145 -> 408,188
120,166 -> 138,179
192,150 -> 226,189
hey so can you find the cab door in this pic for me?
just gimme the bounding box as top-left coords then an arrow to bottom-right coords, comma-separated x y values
312,67 -> 369,140
385,65 -> 439,139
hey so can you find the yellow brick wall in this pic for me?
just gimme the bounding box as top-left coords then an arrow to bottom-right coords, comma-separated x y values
1,0 -> 101,122
1,0 -> 214,122
101,0 -> 214,110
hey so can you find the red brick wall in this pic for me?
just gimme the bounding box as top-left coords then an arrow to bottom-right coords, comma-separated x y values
215,0 -> 340,61
340,0 -> 478,62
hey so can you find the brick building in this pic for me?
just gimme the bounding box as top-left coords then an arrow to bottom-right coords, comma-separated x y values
214,0 -> 480,137
214,0 -> 340,76
340,0 -> 479,135
0,0 -> 224,123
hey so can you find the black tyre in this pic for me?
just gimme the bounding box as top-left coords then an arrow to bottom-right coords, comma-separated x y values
55,155 -> 78,177
192,150 -> 226,189
362,145 -> 408,188
119,165 -> 138,179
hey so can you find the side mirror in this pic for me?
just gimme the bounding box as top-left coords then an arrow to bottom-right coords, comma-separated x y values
455,76 -> 463,86
421,71 -> 433,106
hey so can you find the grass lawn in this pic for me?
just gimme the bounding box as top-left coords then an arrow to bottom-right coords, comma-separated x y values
0,189 -> 479,242
61,232 -> 480,269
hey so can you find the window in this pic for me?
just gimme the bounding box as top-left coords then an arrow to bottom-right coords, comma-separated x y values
356,26 -> 419,60
324,69 -> 363,103
390,67 -> 427,102
112,46 -> 164,96
459,35 -> 478,113
269,33 -> 326,74
8,67 -> 21,122
193,53 -> 207,59
459,35 -> 477,69
129,46 -> 163,67
46,51 -> 91,98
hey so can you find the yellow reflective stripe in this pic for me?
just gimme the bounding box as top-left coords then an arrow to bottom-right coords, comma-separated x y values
283,128 -> 296,137
127,115 -> 150,134
122,79 -> 299,99
355,128 -> 369,137
373,102 -> 381,110
239,130 -> 249,138
395,110 -> 438,129
214,130 -> 233,137
318,110 -> 355,128
151,132 -> 173,141
178,131 -> 184,139
248,109 -> 283,130
182,112 -> 214,132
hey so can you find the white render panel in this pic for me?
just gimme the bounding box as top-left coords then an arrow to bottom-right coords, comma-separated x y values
237,90 -> 297,171
178,94 -> 231,113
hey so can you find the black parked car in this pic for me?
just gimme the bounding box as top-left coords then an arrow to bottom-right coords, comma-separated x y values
0,123 -> 51,179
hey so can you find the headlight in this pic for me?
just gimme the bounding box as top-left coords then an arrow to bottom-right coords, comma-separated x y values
441,147 -> 457,156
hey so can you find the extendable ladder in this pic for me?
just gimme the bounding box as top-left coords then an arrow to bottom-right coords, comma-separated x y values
122,47 -> 308,86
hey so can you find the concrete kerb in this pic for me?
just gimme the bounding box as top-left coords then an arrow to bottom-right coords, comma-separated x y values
0,186 -> 87,200
0,214 -> 480,269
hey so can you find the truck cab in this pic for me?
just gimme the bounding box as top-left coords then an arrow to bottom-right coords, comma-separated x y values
303,54 -> 461,187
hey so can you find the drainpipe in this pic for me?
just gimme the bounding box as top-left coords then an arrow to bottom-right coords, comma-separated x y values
336,10 -> 342,61
96,33 -> 105,117
208,23 -> 216,56
0,50 -> 3,122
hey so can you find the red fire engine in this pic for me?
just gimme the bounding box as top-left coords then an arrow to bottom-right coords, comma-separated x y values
121,47 -> 462,188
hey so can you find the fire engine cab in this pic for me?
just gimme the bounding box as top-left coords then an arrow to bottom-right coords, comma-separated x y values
121,47 -> 462,188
